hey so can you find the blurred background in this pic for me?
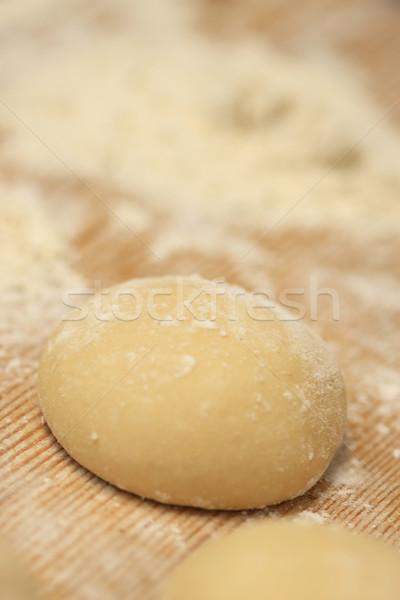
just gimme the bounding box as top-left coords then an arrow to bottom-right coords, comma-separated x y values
0,1 -> 399,599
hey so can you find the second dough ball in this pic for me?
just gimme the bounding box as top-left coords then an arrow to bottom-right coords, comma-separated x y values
38,276 -> 346,509
0,540 -> 40,600
164,520 -> 400,600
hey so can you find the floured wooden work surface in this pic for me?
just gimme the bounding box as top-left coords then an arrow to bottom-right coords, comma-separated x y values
0,1 -> 399,598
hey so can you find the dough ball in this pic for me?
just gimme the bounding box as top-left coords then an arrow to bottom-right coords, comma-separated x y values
164,520 -> 400,600
38,275 -> 346,509
0,540 -> 40,600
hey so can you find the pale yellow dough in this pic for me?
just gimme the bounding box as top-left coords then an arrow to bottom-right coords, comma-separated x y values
0,540 -> 40,600
38,276 -> 346,509
164,520 -> 400,600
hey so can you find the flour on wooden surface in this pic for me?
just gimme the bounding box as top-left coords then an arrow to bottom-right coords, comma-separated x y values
1,0 -> 400,235
324,455 -> 366,490
0,1 -> 399,598
0,184 -> 84,391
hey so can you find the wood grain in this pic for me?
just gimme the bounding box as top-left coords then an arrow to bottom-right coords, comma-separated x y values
1,1 -> 399,599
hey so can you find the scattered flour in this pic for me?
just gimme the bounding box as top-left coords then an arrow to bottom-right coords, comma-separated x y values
0,0 -> 399,238
0,1 -> 399,595
358,368 -> 400,427
324,453 -> 367,490
295,510 -> 330,525
0,183 -> 84,390
175,354 -> 197,379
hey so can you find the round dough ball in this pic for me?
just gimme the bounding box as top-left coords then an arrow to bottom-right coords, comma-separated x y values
0,540 -> 40,600
38,275 -> 346,509
164,520 -> 400,600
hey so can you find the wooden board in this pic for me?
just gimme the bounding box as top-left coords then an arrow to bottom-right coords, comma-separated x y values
1,1 -> 399,599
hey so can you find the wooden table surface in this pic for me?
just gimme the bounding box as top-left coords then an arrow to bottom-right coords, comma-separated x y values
0,1 -> 399,599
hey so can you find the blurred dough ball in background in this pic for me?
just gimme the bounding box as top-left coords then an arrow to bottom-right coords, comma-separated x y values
0,539 -> 41,600
164,520 -> 400,600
